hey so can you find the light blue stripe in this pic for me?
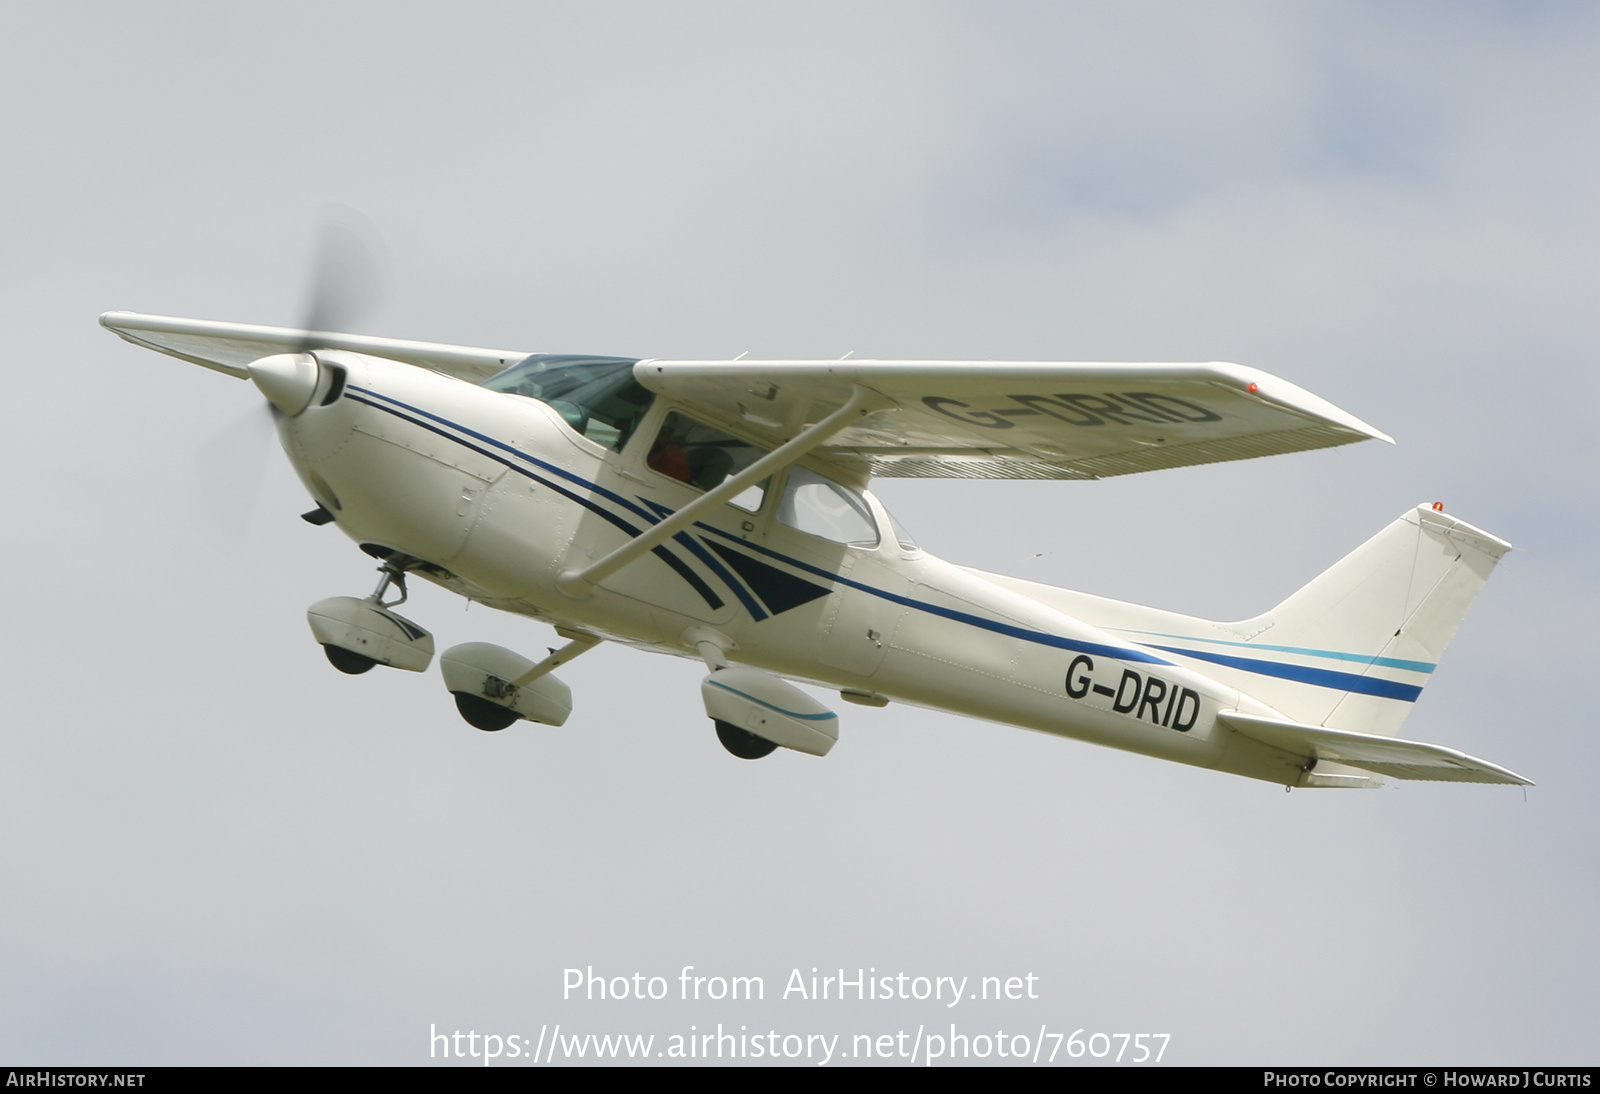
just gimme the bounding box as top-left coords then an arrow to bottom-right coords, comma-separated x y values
1145,645 -> 1423,703
707,679 -> 839,721
1115,629 -> 1436,674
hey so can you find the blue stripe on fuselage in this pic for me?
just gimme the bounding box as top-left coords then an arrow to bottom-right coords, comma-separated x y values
638,497 -> 768,621
342,386 -> 1419,701
1114,629 -> 1436,675
345,389 -> 724,611
1143,644 -> 1424,702
690,525 -> 1174,666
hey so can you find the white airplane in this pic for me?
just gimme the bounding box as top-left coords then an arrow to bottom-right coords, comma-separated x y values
101,309 -> 1530,788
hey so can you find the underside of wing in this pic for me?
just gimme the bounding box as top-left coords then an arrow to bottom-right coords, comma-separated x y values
634,360 -> 1391,481
1219,711 -> 1532,785
100,311 -> 529,383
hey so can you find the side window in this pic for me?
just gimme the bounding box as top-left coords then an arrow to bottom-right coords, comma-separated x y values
647,412 -> 769,511
777,467 -> 879,546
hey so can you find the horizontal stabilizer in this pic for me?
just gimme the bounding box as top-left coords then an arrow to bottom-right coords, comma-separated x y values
1219,711 -> 1531,786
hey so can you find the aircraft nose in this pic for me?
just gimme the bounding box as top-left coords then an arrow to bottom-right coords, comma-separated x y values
248,352 -> 320,415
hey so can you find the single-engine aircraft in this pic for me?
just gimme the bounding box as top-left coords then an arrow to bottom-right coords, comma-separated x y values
101,309 -> 1530,789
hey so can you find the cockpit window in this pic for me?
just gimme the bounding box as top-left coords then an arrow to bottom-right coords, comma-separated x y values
484,354 -> 653,451
647,411 -> 769,509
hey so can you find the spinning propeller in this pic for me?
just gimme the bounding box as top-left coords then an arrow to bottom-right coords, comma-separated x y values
295,205 -> 393,353
192,206 -> 392,551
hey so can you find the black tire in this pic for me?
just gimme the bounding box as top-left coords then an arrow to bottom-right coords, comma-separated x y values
454,692 -> 520,732
323,644 -> 378,675
715,719 -> 778,759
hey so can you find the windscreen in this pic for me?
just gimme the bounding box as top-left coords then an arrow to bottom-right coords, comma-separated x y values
483,354 -> 652,451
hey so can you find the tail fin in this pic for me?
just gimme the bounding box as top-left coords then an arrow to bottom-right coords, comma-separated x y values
1217,505 -> 1510,734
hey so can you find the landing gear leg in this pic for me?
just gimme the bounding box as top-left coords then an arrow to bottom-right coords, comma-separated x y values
368,561 -> 410,609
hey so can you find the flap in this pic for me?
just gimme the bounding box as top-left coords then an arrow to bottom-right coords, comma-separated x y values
634,360 -> 1390,481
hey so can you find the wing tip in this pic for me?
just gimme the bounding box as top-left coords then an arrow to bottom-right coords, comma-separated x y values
1222,363 -> 1393,446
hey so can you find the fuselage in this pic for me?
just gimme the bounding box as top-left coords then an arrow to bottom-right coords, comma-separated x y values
280,350 -> 1308,784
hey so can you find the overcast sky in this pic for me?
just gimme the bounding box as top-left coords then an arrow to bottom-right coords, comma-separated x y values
2,2 -> 1597,1065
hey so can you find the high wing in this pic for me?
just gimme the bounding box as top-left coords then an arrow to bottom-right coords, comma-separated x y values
99,311 -> 529,384
101,312 -> 1390,482
635,360 -> 1391,481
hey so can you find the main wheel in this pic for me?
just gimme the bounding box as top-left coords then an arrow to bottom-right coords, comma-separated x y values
324,644 -> 378,675
715,719 -> 778,760
454,692 -> 520,732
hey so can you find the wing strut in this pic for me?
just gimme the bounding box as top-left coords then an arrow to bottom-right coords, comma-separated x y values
511,629 -> 602,687
557,385 -> 888,598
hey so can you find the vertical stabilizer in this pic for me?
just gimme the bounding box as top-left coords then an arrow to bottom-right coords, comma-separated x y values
1226,506 -> 1510,735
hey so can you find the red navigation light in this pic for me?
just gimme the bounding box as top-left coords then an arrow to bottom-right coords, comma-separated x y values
1247,382 -> 1258,393
1433,502 -> 1445,511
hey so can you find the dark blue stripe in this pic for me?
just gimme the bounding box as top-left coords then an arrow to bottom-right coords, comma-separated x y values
648,549 -> 723,612
1146,645 -> 1423,702
346,391 -> 724,611
674,530 -> 762,619
353,386 -> 758,614
692,524 -> 1173,665
351,387 -> 663,524
639,498 -> 768,621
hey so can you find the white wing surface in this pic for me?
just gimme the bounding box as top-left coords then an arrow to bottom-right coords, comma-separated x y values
102,314 -> 1390,482
635,360 -> 1390,481
99,311 -> 529,383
